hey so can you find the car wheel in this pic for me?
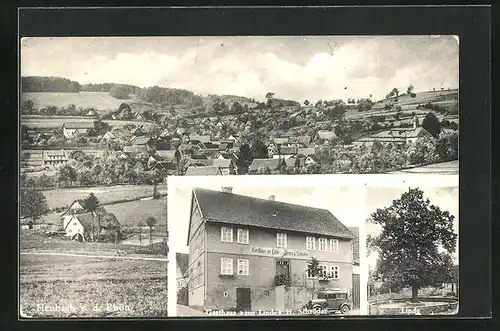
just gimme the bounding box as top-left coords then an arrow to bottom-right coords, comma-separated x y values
340,305 -> 350,315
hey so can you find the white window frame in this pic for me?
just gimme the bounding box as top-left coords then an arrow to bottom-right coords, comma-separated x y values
237,259 -> 249,276
306,265 -> 316,279
306,236 -> 316,250
220,258 -> 233,275
277,233 -> 287,248
330,265 -> 339,279
318,238 -> 328,251
220,227 -> 233,243
330,239 -> 339,253
319,264 -> 328,278
237,228 -> 249,244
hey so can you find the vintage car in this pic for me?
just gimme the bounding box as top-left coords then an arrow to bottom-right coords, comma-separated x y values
303,289 -> 352,315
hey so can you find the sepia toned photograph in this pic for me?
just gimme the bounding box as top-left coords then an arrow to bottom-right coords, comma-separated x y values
366,183 -> 459,315
167,176 -> 364,317
19,35 -> 459,319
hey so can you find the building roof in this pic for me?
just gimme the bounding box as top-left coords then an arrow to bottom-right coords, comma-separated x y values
176,253 -> 189,277
66,213 -> 94,232
271,137 -> 290,145
123,145 -> 148,154
279,146 -> 298,155
192,188 -> 355,239
316,130 -> 337,140
248,158 -> 282,172
189,135 -> 211,143
284,157 -> 304,167
212,158 -> 232,168
155,149 -> 177,160
358,127 -> 431,143
185,166 -> 222,176
133,137 -> 152,146
289,136 -> 312,146
297,148 -> 316,156
103,132 -> 116,139
44,150 -> 66,157
62,122 -> 96,130
186,159 -> 213,167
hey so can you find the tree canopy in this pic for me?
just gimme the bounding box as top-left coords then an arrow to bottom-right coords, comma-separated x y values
422,112 -> 442,138
20,188 -> 49,222
368,187 -> 457,302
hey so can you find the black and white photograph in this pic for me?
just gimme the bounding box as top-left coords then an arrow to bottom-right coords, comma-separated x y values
19,35 -> 459,319
366,179 -> 459,315
167,175 -> 364,317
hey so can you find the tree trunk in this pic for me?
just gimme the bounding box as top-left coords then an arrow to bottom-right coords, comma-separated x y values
411,285 -> 419,303
149,227 -> 153,245
97,215 -> 101,242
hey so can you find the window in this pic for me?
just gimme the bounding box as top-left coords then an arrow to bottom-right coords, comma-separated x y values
221,227 -> 233,243
318,238 -> 328,251
237,229 -> 249,244
306,266 -> 315,278
306,236 -> 316,250
220,258 -> 233,275
237,259 -> 249,275
73,222 -> 77,226
330,239 -> 339,253
277,233 -> 287,248
330,266 -> 339,279
319,264 -> 328,277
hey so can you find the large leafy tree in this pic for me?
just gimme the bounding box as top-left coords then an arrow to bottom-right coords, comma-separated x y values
250,140 -> 268,159
20,188 -> 49,225
421,112 -> 442,138
236,143 -> 253,174
82,193 -> 100,241
368,188 -> 457,302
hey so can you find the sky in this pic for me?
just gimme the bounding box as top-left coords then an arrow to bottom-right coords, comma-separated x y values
365,186 -> 459,268
21,35 -> 459,102
169,185 -> 361,254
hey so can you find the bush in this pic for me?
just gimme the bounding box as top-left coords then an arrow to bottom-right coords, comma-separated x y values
109,85 -> 131,99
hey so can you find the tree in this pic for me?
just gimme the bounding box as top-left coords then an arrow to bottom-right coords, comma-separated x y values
306,257 -> 323,299
236,143 -> 253,174
392,88 -> 399,97
20,188 -> 49,224
109,85 -> 131,99
368,188 -> 457,302
326,104 -> 346,121
421,112 -> 441,138
82,193 -> 100,242
265,92 -> 275,100
304,100 -> 310,106
231,101 -> 244,114
146,216 -> 157,246
251,140 -> 268,159
407,84 -> 415,95
57,165 -> 77,187
138,221 -> 145,244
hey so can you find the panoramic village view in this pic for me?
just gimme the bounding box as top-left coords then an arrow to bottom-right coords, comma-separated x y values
19,36 -> 458,318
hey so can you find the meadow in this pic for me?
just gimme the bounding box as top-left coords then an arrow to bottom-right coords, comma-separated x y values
41,184 -> 168,210
22,92 -> 125,111
20,253 -> 167,318
22,116 -> 154,130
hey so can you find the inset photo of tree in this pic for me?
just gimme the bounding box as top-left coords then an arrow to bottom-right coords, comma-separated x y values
366,185 -> 458,315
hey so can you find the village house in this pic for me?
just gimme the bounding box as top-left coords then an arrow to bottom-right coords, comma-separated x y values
185,187 -> 357,312
284,157 -> 305,169
61,122 -> 98,138
151,160 -> 178,177
248,158 -> 284,174
272,146 -> 298,159
287,136 -> 312,148
123,145 -> 148,155
41,149 -> 68,167
130,126 -> 146,137
304,155 -> 320,167
102,131 -> 116,141
132,136 -> 153,146
212,159 -> 236,175
189,135 -> 212,145
59,201 -> 110,242
297,147 -> 316,157
354,126 -> 432,147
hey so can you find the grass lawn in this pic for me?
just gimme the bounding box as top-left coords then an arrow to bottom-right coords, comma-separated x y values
20,254 -> 167,318
41,184 -> 168,210
104,197 -> 167,229
22,92 -> 124,111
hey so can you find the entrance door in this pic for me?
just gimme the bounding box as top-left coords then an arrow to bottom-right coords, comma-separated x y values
236,288 -> 251,311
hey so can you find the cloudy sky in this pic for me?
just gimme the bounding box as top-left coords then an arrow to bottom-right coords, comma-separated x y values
365,186 -> 459,268
21,35 -> 459,101
169,185 -> 361,254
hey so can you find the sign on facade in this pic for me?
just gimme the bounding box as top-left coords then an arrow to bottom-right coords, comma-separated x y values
250,247 -> 309,259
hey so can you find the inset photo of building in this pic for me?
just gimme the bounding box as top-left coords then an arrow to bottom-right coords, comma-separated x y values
168,176 -> 364,317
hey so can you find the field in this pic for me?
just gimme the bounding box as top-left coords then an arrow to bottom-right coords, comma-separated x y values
104,197 -> 167,231
20,253 -> 167,318
22,92 -> 128,111
22,116 -> 154,130
40,184 -> 168,210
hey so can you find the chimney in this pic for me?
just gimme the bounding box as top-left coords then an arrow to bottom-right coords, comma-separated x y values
269,195 -> 275,201
221,187 -> 233,194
